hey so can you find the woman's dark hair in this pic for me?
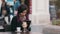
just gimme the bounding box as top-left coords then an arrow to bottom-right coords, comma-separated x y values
17,4 -> 27,15
17,4 -> 28,22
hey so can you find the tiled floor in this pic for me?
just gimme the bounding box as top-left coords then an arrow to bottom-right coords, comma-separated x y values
30,25 -> 44,34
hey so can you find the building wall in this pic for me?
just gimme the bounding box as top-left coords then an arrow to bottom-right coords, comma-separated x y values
31,0 -> 51,25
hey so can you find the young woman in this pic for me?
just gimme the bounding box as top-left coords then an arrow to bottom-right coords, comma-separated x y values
11,5 -> 31,32
1,8 -> 10,25
0,8 -> 10,32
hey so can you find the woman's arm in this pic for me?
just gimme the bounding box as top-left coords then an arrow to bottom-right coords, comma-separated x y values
11,16 -> 17,32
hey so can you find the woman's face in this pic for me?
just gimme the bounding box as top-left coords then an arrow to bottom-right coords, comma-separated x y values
20,10 -> 27,16
2,10 -> 7,15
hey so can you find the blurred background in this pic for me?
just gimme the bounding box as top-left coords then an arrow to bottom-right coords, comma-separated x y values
49,0 -> 60,25
0,0 -> 32,32
0,0 -> 60,34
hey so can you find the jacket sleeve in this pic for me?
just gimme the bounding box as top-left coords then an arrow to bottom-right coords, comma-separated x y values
11,16 -> 17,31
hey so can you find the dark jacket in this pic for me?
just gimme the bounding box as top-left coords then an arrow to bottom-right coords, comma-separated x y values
11,16 -> 31,31
11,16 -> 22,31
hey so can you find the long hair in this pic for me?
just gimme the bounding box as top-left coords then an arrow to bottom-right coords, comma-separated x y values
17,4 -> 28,22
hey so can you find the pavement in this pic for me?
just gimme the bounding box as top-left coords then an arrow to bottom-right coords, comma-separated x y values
31,25 -> 60,34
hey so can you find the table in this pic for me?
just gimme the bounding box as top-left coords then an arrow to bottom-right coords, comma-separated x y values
0,32 -> 41,34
